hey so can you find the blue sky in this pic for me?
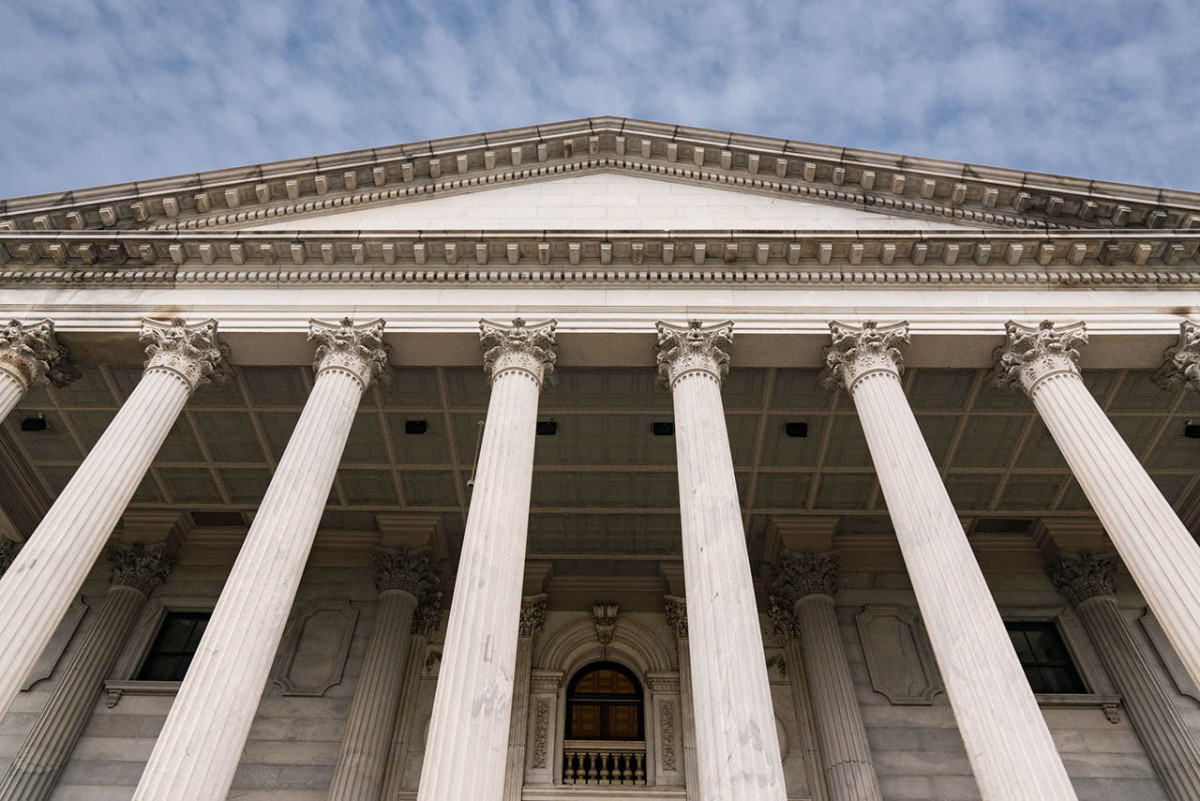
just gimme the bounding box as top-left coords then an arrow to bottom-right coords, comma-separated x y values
2,0 -> 1197,198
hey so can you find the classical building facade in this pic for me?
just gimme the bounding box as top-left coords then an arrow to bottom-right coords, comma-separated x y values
0,116 -> 1199,801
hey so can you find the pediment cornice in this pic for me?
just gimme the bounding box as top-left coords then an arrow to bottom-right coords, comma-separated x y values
2,228 -> 1197,290
2,116 -> 1198,235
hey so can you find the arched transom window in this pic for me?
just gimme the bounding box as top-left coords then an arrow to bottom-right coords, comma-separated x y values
566,661 -> 644,741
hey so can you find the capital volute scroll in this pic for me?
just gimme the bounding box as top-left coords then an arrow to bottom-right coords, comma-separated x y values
309,317 -> 391,390
991,320 -> 1088,397
108,543 -> 175,597
1046,551 -> 1119,607
655,319 -> 733,390
374,548 -> 438,601
480,317 -> 558,389
1155,320 -> 1200,393
820,321 -> 909,393
520,593 -> 549,638
140,317 -> 229,392
0,319 -> 77,391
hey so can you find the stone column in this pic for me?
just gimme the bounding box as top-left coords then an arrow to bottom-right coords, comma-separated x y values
132,318 -> 389,801
504,594 -> 547,801
0,319 -> 75,422
0,543 -> 173,801
1048,551 -> 1200,801
0,540 -> 18,577
327,549 -> 438,801
379,598 -> 442,799
0,318 -> 224,720
656,320 -> 786,801
773,550 -> 881,801
417,318 -> 557,801
997,320 -> 1200,690
823,321 -> 1076,800
664,596 -> 702,799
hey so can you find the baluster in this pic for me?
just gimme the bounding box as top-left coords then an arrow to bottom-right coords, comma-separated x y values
564,750 -> 576,784
634,751 -> 646,785
622,751 -> 633,784
599,751 -> 610,784
586,751 -> 598,783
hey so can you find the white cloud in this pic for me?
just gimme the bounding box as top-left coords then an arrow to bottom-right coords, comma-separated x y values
1,0 -> 1197,197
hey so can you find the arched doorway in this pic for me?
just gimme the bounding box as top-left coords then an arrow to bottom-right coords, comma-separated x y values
563,661 -> 647,785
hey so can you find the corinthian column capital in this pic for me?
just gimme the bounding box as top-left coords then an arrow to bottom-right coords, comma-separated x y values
108,543 -> 174,597
480,317 -> 558,389
374,548 -> 438,599
519,594 -> 548,638
309,317 -> 391,389
663,595 -> 688,639
775,549 -> 841,602
1155,320 -> 1200,393
767,597 -> 802,642
820,320 -> 908,392
1047,551 -> 1119,606
992,320 -> 1088,396
0,319 -> 77,390
654,319 -> 733,389
140,318 -> 228,392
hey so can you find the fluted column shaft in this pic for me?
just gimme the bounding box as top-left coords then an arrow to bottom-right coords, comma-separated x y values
795,595 -> 881,800
379,629 -> 434,799
418,318 -> 555,801
0,371 -> 22,422
328,590 -> 418,801
657,320 -> 786,801
827,322 -> 1076,800
0,319 -> 221,720
0,543 -> 172,801
504,595 -> 546,801
666,598 -> 702,800
133,318 -> 388,801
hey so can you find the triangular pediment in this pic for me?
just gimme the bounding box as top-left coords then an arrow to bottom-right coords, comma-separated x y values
237,172 -> 979,232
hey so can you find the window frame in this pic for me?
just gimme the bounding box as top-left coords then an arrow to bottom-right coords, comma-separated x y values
565,661 -> 646,742
104,596 -> 214,707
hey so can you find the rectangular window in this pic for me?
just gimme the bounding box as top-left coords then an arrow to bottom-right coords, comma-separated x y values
136,611 -> 211,682
1005,621 -> 1087,694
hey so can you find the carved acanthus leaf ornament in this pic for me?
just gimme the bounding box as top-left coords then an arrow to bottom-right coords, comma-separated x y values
0,319 -> 77,390
775,549 -> 841,601
108,543 -> 174,596
1047,551 -> 1119,606
309,317 -> 391,389
140,317 -> 228,391
374,548 -> 438,600
767,597 -> 802,643
820,321 -> 909,392
992,320 -> 1088,396
663,595 -> 688,639
520,593 -> 548,638
655,319 -> 733,389
480,317 -> 558,389
1155,320 -> 1200,393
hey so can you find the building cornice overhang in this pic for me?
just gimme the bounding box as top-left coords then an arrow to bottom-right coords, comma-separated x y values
1,229 -> 1199,290
2,116 -> 1199,235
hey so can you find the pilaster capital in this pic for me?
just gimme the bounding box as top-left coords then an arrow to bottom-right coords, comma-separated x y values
412,594 -> 443,639
0,319 -> 77,390
1155,320 -> 1200,393
374,547 -> 438,599
992,320 -> 1088,396
820,321 -> 908,392
140,317 -> 228,392
108,543 -> 174,597
0,539 -> 20,577
768,596 -> 803,642
663,594 -> 688,640
1047,551 -> 1119,606
309,317 -> 391,390
520,593 -> 549,638
655,319 -> 733,389
774,549 -> 841,601
480,317 -> 558,389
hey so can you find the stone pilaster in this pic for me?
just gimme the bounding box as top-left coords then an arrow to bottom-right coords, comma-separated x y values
1154,320 -> 1200,393
504,594 -> 547,801
418,318 -> 556,801
995,320 -> 1200,691
379,595 -> 443,800
327,549 -> 437,801
826,320 -> 1076,800
656,320 -> 786,801
774,550 -> 881,801
0,318 -> 224,721
0,319 -> 75,422
0,543 -> 173,801
133,318 -> 388,801
1047,551 -> 1200,801
664,595 -> 702,799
